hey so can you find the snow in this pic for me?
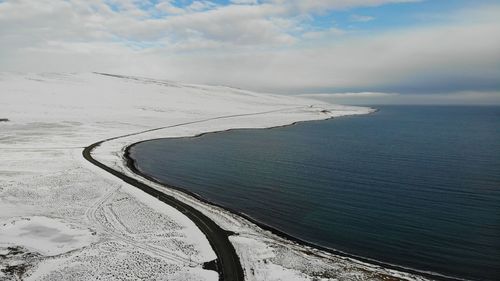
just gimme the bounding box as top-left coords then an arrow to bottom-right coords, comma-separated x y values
0,216 -> 96,258
0,72 -> 425,280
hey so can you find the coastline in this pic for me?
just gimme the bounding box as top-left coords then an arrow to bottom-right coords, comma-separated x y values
83,141 -> 245,281
5,73 -> 469,281
122,111 -> 465,281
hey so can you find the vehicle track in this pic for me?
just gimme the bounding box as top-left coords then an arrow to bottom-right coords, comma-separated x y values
85,187 -> 194,265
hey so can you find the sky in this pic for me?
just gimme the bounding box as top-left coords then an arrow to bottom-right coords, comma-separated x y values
0,0 -> 499,104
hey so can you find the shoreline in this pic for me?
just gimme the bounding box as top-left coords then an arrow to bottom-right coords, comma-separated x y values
83,141 -> 245,281
122,111 -> 466,281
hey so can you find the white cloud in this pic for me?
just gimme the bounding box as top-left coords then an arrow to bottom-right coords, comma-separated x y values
299,91 -> 500,105
0,0 -> 499,102
302,92 -> 398,98
187,1 -> 218,12
350,14 -> 375,22
156,1 -> 186,14
231,0 -> 259,4
149,18 -> 500,93
0,0 -> 295,48
272,0 -> 422,13
302,27 -> 346,39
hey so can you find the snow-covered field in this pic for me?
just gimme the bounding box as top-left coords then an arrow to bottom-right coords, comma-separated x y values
1,73 -> 424,281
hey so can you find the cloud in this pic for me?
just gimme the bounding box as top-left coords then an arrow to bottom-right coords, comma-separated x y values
133,15 -> 498,94
231,0 -> 259,4
187,1 -> 218,12
301,92 -> 398,98
302,27 -> 346,39
0,0 -> 499,104
273,0 -> 422,13
156,1 -> 185,14
0,0 -> 426,50
0,0 -> 295,48
350,14 -> 375,22
299,91 -> 500,105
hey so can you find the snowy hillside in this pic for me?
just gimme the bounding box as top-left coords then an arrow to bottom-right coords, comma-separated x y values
0,73 -> 421,281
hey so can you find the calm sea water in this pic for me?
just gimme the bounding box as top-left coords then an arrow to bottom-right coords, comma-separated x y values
130,106 -> 500,281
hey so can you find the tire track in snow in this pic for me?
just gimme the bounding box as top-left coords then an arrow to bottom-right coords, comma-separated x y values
85,187 -> 196,265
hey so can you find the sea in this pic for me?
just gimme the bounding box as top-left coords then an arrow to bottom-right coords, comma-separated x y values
129,106 -> 500,281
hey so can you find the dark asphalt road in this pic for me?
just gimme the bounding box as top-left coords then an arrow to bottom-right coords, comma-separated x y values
83,141 -> 244,281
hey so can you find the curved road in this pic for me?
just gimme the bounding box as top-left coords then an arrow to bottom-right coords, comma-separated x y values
83,140 -> 244,281
81,108 -> 307,281
81,100 -> 463,281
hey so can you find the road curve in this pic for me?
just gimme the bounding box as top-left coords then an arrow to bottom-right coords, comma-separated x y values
81,106 -> 311,281
83,141 -> 244,281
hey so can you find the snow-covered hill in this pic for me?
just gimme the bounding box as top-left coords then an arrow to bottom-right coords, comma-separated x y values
0,73 -> 421,281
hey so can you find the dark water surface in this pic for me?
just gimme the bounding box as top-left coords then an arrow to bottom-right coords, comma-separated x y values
130,106 -> 500,281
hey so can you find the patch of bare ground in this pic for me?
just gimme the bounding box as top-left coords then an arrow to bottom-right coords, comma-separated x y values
0,246 -> 41,281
